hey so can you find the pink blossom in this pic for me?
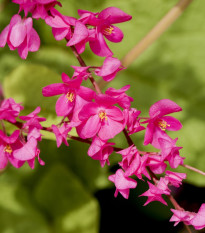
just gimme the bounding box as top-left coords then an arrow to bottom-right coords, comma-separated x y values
71,66 -> 90,80
170,209 -> 195,226
76,94 -> 125,140
95,57 -> 125,82
105,85 -> 133,109
78,7 -> 132,57
45,8 -> 76,41
146,154 -> 167,174
0,14 -> 40,59
0,130 -> 24,169
190,204 -> 205,230
140,178 -> 170,206
0,98 -> 23,123
143,99 -> 182,146
118,145 -> 150,179
165,171 -> 186,187
124,108 -> 145,135
108,169 -> 137,199
20,106 -> 46,131
52,123 -> 72,147
158,137 -> 184,169
42,73 -> 95,117
87,136 -> 114,167
12,0 -> 61,19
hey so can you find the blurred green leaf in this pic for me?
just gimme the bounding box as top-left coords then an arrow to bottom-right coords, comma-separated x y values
34,163 -> 99,233
0,173 -> 50,233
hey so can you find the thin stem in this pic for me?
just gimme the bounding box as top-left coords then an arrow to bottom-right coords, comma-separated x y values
70,46 -> 102,94
182,164 -> 205,176
121,0 -> 194,67
123,129 -> 134,146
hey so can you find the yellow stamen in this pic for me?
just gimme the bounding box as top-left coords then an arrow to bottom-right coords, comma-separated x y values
99,111 -> 108,121
158,120 -> 170,131
4,144 -> 12,154
103,26 -> 114,35
66,92 -> 75,102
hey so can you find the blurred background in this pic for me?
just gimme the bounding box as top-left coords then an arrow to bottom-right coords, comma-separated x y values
0,0 -> 205,232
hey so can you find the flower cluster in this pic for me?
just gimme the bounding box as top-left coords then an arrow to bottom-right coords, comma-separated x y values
0,98 -> 45,169
0,1 -> 205,231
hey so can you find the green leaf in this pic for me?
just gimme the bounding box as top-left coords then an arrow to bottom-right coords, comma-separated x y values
0,172 -> 50,233
34,163 -> 99,233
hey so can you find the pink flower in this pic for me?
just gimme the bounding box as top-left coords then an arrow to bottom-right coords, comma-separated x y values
146,154 -> 167,174
118,145 -> 150,179
45,8 -> 76,41
20,106 -> 46,131
143,99 -> 182,145
76,94 -> 125,140
124,108 -> 145,135
0,130 -> 24,169
0,98 -> 23,123
42,73 -> 95,117
170,209 -> 195,226
158,137 -> 184,169
12,0 -> 61,19
71,66 -> 90,80
87,136 -> 114,167
95,57 -> 125,82
108,169 -> 137,199
105,85 -> 133,109
165,171 -> 186,187
0,14 -> 40,59
190,204 -> 205,230
52,123 -> 72,147
140,178 -> 170,206
78,7 -> 132,57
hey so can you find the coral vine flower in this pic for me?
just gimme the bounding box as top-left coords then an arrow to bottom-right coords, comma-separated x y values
52,123 -> 72,147
108,169 -> 137,199
0,14 -> 40,59
88,136 -> 115,167
12,0 -> 62,19
0,98 -> 23,123
165,171 -> 186,187
140,178 -> 170,206
190,204 -> 205,230
42,73 -> 95,117
105,85 -> 133,109
95,57 -> 125,82
76,94 -> 125,140
143,99 -> 182,145
78,7 -> 132,57
45,8 -> 77,41
170,209 -> 196,227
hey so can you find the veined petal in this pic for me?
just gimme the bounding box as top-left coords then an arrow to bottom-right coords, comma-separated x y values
149,99 -> 182,118
52,27 -> 69,40
9,20 -> 27,47
106,106 -> 124,121
78,102 -> 98,121
0,25 -> 9,47
97,56 -> 121,76
98,7 -> 132,24
28,28 -> 40,52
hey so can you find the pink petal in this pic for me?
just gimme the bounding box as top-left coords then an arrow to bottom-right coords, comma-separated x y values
98,117 -> 124,140
52,27 -> 69,40
98,7 -> 132,24
28,28 -> 40,52
0,25 -> 9,47
42,83 -> 66,97
55,94 -> 74,116
77,114 -> 101,139
89,32 -> 113,57
13,137 -> 37,160
161,116 -> 182,131
9,20 -> 27,47
0,145 -> 8,169
104,25 -> 123,43
97,56 -> 121,76
149,99 -> 182,118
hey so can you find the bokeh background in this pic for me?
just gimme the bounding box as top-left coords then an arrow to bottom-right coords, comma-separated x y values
0,0 -> 205,232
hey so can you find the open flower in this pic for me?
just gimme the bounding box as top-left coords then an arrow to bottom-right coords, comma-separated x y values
0,14 -> 40,59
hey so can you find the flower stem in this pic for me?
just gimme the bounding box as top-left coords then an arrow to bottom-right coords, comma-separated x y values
121,0 -> 194,67
70,46 -> 102,94
182,164 -> 205,176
